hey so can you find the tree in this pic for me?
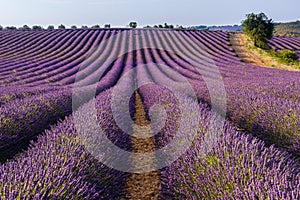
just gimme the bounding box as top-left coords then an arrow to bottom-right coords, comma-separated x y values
47,25 -> 55,30
104,24 -> 111,28
0,25 -> 3,30
91,25 -> 100,29
58,24 -> 65,29
129,22 -> 137,28
242,12 -> 274,49
71,25 -> 77,29
32,25 -> 43,30
81,25 -> 88,29
19,25 -> 31,31
5,26 -> 17,30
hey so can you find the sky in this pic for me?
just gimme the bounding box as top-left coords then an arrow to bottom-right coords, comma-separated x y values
0,0 -> 299,28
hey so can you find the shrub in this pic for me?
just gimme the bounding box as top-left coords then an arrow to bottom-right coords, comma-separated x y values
278,49 -> 299,63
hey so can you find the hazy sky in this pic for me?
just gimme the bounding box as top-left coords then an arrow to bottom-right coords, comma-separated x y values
0,0 -> 299,27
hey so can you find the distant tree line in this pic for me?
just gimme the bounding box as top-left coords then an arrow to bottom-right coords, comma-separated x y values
143,23 -> 180,29
0,24 -> 112,30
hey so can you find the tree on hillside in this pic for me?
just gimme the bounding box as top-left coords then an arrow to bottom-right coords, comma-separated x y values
104,24 -> 111,28
19,25 -> 31,31
129,22 -> 137,28
47,25 -> 55,30
91,25 -> 100,29
242,12 -> 274,49
58,24 -> 66,29
71,25 -> 77,29
81,25 -> 88,29
5,26 -> 17,30
0,25 -> 3,30
32,25 -> 43,30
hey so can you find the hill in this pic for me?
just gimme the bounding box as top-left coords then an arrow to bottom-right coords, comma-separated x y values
274,21 -> 300,36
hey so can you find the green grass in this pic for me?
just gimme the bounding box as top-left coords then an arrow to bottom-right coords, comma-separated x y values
243,35 -> 300,70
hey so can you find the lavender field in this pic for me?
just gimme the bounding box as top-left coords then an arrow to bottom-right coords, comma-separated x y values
0,28 -> 299,199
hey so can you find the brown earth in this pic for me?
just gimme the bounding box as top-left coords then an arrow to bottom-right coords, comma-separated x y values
125,92 -> 160,200
230,33 -> 267,67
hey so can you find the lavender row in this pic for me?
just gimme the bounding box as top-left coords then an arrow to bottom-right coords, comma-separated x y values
137,84 -> 300,199
0,88 -> 131,199
0,89 -> 74,162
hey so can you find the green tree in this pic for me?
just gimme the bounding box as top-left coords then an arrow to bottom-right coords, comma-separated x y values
32,25 -> 43,30
129,22 -> 137,28
242,12 -> 274,49
58,24 -> 65,29
5,26 -> 17,30
81,25 -> 88,29
0,25 -> 3,30
71,25 -> 77,29
91,25 -> 100,29
47,25 -> 55,30
104,24 -> 111,28
19,25 -> 31,31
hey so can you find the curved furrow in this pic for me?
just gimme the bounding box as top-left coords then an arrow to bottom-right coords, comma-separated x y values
56,31 -> 109,85
0,30 -> 90,84
268,39 -> 286,50
163,30 -> 226,80
71,30 -> 123,87
0,30 -> 79,75
1,30 -> 85,74
0,30 -> 66,65
0,31 -> 57,62
200,30 -> 235,53
171,30 -> 248,78
144,32 -> 195,83
0,31 -> 38,51
187,31 -> 240,62
274,37 -> 300,50
0,31 -> 47,56
10,30 -> 98,85
0,31 -> 24,46
151,30 -> 204,80
66,30 -> 116,85
44,30 -> 107,85
0,30 -> 69,69
272,37 -> 299,50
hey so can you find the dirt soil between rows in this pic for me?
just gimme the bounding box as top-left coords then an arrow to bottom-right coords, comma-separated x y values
230,33 -> 267,67
125,92 -> 161,200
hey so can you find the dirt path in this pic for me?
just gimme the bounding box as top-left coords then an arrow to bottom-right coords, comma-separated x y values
125,92 -> 160,200
230,33 -> 267,67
